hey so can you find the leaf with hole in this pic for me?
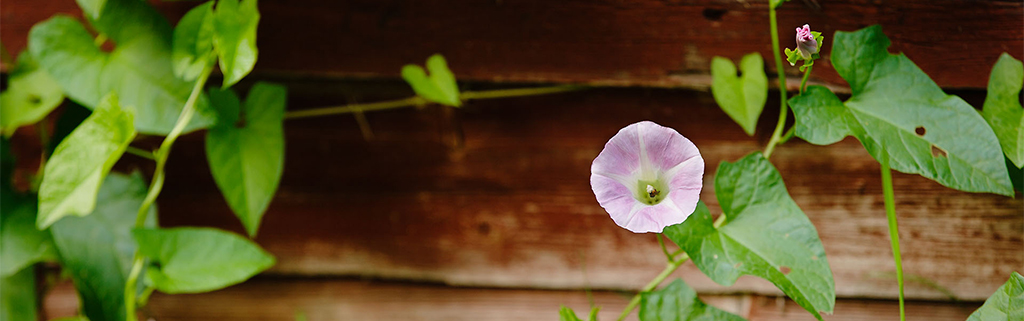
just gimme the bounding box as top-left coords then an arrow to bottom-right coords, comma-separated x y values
28,0 -> 216,135
213,0 -> 260,88
664,153 -> 834,320
402,54 -> 461,107
50,172 -> 157,321
639,279 -> 746,321
206,82 -> 285,237
132,227 -> 275,293
981,53 -> 1024,169
173,0 -> 217,81
37,94 -> 135,228
0,52 -> 65,137
710,53 -> 768,136
967,272 -> 1023,321
789,25 -> 1013,196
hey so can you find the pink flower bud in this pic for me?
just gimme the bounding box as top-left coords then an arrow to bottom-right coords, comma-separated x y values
795,24 -> 819,59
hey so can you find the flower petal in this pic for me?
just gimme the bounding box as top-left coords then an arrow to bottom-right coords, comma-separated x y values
591,124 -> 642,182
591,174 -> 639,227
667,157 -> 704,216
623,200 -> 691,233
635,121 -> 702,173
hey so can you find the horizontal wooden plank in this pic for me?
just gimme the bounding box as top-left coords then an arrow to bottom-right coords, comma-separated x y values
2,0 -> 1021,89
139,83 -> 1023,301
42,278 -> 983,321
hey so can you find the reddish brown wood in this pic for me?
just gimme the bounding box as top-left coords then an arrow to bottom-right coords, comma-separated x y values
2,0 -> 1021,89
145,84 -> 1023,301
42,278 -> 983,321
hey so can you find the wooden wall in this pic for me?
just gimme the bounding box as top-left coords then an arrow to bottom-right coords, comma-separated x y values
3,0 -> 1021,319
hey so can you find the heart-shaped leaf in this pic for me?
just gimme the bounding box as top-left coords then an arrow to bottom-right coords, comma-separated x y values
132,227 -> 275,293
664,153 -> 834,320
173,0 -> 217,81
213,0 -> 260,88
789,25 -> 1013,196
967,272 -> 1023,321
402,54 -> 461,107
206,82 -> 286,237
710,53 -> 768,136
37,93 -> 135,228
639,279 -> 746,321
981,53 -> 1024,169
50,172 -> 157,321
0,52 -> 65,137
28,0 -> 216,135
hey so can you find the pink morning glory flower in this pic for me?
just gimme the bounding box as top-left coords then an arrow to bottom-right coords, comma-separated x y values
796,24 -> 819,59
590,121 -> 705,233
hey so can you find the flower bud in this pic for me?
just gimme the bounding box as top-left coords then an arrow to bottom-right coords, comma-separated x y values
795,24 -> 819,59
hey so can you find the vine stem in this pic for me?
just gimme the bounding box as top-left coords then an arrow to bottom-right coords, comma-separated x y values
880,152 -> 906,321
762,6 -> 789,159
124,65 -> 213,321
616,253 -> 691,321
799,64 -> 813,94
283,85 -> 584,120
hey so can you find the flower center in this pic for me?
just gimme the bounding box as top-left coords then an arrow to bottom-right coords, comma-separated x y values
636,179 -> 669,205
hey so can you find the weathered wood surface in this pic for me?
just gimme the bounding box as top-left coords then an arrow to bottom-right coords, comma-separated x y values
139,83 -> 1024,301
42,278 -> 984,321
3,0 -> 1022,89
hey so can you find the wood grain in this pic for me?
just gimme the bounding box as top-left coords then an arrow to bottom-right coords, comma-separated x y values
141,83 -> 1024,301
2,0 -> 1022,89
42,278 -> 983,321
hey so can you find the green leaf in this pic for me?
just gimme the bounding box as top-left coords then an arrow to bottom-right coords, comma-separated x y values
28,0 -> 216,135
173,1 -> 217,81
51,172 -> 157,321
785,48 -> 801,67
710,53 -> 768,136
401,54 -> 461,107
0,268 -> 36,321
37,94 -> 135,228
0,52 -> 65,137
558,306 -> 599,321
981,53 -> 1024,168
559,306 -> 584,321
1,192 -> 57,277
206,82 -> 285,237
132,227 -> 275,293
639,279 -> 746,321
967,272 -> 1024,321
664,153 -> 834,320
769,0 -> 789,8
790,25 -> 1013,196
75,0 -> 107,19
213,0 -> 260,88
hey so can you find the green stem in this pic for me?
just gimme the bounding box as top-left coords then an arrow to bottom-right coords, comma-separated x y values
657,234 -> 674,262
94,34 -> 108,48
617,253 -> 690,321
762,6 -> 789,159
284,85 -> 583,120
799,64 -> 813,94
779,126 -> 796,144
880,152 -> 906,321
124,65 -> 213,321
125,146 -> 156,161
